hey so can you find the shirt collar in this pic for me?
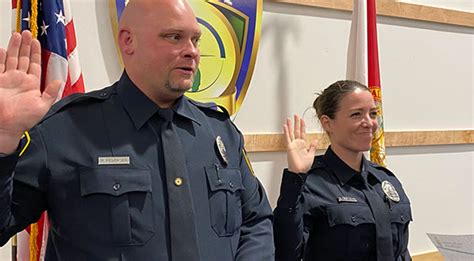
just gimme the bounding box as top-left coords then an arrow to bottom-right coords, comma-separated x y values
322,146 -> 385,186
117,72 -> 159,130
172,95 -> 202,126
117,72 -> 201,129
363,160 -> 384,184
323,146 -> 360,186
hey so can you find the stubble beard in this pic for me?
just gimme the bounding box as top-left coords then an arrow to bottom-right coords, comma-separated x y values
165,77 -> 194,94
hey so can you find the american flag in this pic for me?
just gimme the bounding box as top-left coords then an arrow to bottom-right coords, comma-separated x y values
11,0 -> 84,260
12,0 -> 85,98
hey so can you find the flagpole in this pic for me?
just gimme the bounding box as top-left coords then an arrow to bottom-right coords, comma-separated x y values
11,234 -> 17,261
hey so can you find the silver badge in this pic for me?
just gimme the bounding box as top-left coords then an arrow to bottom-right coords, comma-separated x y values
216,136 -> 228,165
382,180 -> 400,202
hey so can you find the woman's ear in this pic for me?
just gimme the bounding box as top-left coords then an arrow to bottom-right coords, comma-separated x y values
320,115 -> 331,133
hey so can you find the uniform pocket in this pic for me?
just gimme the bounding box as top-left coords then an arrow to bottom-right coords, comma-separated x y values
326,204 -> 375,227
205,164 -> 245,237
390,203 -> 412,257
390,203 -> 412,224
79,167 -> 154,246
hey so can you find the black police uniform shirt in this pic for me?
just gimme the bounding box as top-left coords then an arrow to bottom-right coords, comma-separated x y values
274,146 -> 412,261
0,72 -> 274,261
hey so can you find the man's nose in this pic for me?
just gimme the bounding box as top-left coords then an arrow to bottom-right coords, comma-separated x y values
182,39 -> 199,59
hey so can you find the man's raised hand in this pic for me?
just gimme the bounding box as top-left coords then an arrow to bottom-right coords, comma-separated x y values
0,31 -> 61,154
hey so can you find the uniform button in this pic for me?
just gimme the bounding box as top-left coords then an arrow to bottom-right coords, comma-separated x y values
113,183 -> 121,191
100,92 -> 107,97
174,177 -> 183,186
351,216 -> 356,222
288,207 -> 294,213
229,182 -> 234,188
400,215 -> 405,221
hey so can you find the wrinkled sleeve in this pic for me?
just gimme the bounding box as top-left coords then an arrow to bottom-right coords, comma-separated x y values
234,134 -> 274,261
0,126 -> 49,246
273,169 -> 308,261
400,218 -> 411,261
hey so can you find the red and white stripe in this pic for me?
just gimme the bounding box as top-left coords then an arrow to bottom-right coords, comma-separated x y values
16,214 -> 49,261
13,0 -> 85,100
42,0 -> 85,99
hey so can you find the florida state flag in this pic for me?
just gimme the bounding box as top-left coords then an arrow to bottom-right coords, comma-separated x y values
346,0 -> 386,166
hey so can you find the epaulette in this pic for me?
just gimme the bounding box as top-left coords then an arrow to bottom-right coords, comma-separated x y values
188,99 -> 230,118
39,86 -> 115,123
308,155 -> 326,171
367,161 -> 396,177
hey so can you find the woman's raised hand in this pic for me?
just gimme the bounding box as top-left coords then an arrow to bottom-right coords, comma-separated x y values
283,115 -> 318,173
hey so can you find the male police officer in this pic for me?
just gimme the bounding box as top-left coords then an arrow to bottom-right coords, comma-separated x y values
0,0 -> 274,260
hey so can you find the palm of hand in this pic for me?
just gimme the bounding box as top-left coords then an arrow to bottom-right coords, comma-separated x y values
0,31 -> 60,146
284,115 -> 318,174
0,70 -> 46,135
287,138 -> 314,173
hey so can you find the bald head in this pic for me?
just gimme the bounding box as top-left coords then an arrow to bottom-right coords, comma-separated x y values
118,0 -> 199,62
117,0 -> 201,107
119,0 -> 195,33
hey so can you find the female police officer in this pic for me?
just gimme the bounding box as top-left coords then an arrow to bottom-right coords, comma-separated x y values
274,80 -> 412,261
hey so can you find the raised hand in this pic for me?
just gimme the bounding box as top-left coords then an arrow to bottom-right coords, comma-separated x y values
283,114 -> 318,173
0,31 -> 61,154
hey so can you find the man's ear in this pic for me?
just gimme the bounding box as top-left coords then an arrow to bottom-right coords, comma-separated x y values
118,28 -> 134,55
320,115 -> 331,133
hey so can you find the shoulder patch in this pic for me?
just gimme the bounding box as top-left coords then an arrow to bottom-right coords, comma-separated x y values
242,148 -> 256,177
19,131 -> 31,157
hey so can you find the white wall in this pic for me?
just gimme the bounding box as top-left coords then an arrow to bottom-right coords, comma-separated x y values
1,0 -> 473,259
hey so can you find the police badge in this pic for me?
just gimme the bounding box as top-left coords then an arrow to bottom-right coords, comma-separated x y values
109,0 -> 262,115
215,135 -> 229,165
381,180 -> 400,203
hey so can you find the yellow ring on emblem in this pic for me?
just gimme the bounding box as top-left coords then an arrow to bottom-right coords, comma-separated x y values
187,1 -> 238,98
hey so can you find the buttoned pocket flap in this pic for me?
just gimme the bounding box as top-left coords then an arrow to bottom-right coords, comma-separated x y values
390,203 -> 412,224
205,165 -> 244,193
326,204 -> 375,227
80,168 -> 151,197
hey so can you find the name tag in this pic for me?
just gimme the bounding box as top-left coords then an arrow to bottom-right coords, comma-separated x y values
337,196 -> 358,203
98,156 -> 130,165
